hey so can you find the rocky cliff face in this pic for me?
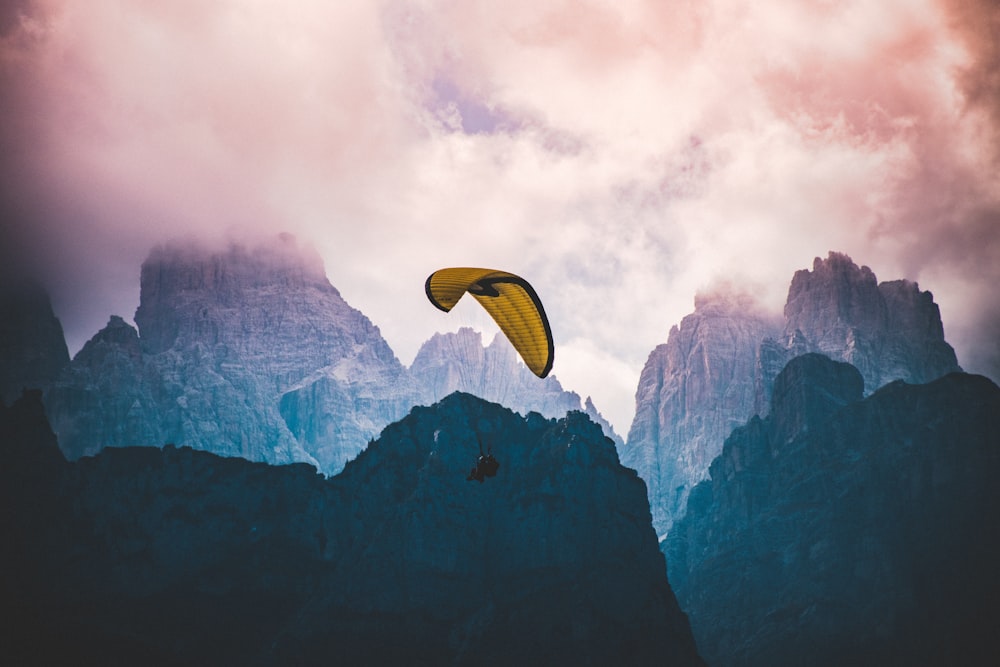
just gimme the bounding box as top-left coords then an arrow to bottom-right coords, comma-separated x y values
45,235 -> 420,472
0,278 -> 70,406
410,328 -> 621,446
782,252 -> 960,393
664,355 -> 1000,667
2,392 -> 705,666
39,236 -> 610,474
44,316 -> 163,458
621,291 -> 782,536
623,252 -> 962,535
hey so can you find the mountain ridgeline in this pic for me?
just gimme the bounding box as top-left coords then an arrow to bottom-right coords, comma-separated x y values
3,237 -> 997,665
621,252 -> 962,535
664,354 -> 1000,667
1,390 -> 704,666
36,236 -> 616,473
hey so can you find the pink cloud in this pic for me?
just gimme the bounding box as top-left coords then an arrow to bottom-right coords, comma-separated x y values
1,0 -> 998,430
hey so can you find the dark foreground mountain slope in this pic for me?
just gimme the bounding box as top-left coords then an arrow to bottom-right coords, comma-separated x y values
1,391 -> 703,666
0,278 -> 69,406
665,354 -> 1000,667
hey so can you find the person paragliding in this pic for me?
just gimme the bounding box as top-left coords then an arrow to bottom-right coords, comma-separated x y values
426,267 -> 551,481
466,434 -> 500,483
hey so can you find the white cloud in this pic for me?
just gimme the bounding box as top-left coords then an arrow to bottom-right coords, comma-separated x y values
2,0 -> 998,433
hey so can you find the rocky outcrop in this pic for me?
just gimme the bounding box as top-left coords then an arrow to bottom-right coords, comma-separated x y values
782,252 -> 960,394
40,236 -> 610,474
410,328 -> 622,446
665,355 -> 1000,667
622,252 -> 962,535
43,316 -> 164,458
45,235 -> 420,472
0,278 -> 69,406
621,291 -> 782,536
3,392 -> 705,666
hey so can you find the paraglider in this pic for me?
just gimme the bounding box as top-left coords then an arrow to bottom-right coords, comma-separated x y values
466,434 -> 500,483
424,267 -> 554,378
425,267 -> 553,482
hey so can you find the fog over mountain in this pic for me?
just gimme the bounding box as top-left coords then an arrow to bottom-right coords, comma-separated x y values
3,0 -> 998,435
2,239 -> 997,664
34,236 -> 613,472
622,252 -> 962,536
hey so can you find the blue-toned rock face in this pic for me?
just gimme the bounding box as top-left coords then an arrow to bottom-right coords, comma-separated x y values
409,328 -> 621,446
665,354 -> 1000,667
39,234 -> 609,475
45,235 -> 420,472
622,251 -> 962,536
2,392 -> 705,666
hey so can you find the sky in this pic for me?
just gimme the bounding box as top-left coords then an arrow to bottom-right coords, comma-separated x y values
2,0 -> 998,434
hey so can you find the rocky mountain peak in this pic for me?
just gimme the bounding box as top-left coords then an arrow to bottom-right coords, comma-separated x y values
74,316 -> 141,365
621,285 -> 783,535
623,251 -> 962,536
784,252 -> 885,354
46,234 -> 415,472
409,328 -> 606,442
782,252 -> 959,390
135,236 -> 339,356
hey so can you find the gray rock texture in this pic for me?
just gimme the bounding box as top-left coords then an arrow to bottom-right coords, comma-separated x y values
410,327 -> 622,447
621,291 -> 781,537
782,252 -> 960,392
622,252 -> 962,535
40,235 -> 611,474
664,355 -> 1000,667
45,235 -> 419,472
2,392 -> 705,666
44,316 -> 162,458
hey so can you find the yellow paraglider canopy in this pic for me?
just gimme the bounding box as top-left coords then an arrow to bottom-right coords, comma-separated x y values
425,268 -> 554,378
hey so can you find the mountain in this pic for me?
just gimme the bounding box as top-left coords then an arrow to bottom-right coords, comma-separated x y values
664,354 -> 1000,667
45,235 -> 420,472
39,235 -> 616,473
43,315 -> 163,458
621,291 -> 782,538
410,327 -> 622,447
0,277 -> 70,406
2,391 -> 705,666
781,252 -> 961,392
622,252 -> 962,535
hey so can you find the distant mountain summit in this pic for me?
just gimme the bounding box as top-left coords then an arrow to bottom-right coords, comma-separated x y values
2,391 -> 706,666
623,252 -> 962,535
46,235 -> 418,470
782,252 -> 960,391
37,234 -> 610,472
621,291 -> 782,537
411,327 -> 622,447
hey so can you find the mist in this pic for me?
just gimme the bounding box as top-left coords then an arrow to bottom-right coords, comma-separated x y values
2,0 -> 997,432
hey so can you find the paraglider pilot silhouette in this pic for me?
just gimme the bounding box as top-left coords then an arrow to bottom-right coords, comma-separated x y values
467,434 -> 500,483
425,267 -> 554,481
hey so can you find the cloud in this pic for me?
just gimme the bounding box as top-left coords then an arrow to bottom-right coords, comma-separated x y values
1,0 -> 998,431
